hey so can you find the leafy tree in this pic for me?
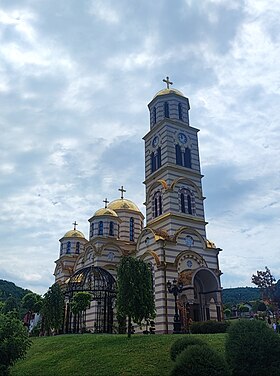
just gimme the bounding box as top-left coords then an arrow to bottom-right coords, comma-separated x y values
223,308 -> 231,318
0,312 -> 31,375
116,257 -> 156,338
21,292 -> 43,329
70,292 -> 91,333
42,283 -> 65,335
252,266 -> 276,301
2,296 -> 19,317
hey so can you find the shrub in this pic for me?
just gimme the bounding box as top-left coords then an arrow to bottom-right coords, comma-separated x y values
190,320 -> 230,334
170,344 -> 230,376
225,319 -> 280,376
170,336 -> 205,361
0,313 -> 31,375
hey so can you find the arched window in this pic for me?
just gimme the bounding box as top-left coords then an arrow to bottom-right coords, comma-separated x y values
175,144 -> 182,166
164,102 -> 169,118
130,217 -> 134,241
154,191 -> 163,218
184,147 -> 191,168
98,221 -> 103,235
157,147 -> 161,169
176,145 -> 192,168
181,193 -> 185,213
109,221 -> 114,236
66,241 -> 71,254
178,103 -> 183,120
151,152 -> 156,173
60,243 -> 63,256
90,222 -> 94,237
76,242 -> 80,254
179,188 -> 194,215
153,107 -> 157,124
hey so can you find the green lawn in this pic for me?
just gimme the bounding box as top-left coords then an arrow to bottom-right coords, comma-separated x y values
10,333 -> 226,376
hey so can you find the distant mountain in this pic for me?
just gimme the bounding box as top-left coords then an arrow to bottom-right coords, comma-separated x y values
0,279 -> 31,302
222,287 -> 261,306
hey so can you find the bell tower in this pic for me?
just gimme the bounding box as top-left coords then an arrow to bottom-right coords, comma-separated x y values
137,78 -> 222,333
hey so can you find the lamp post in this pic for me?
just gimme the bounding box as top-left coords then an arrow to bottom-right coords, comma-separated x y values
167,278 -> 183,334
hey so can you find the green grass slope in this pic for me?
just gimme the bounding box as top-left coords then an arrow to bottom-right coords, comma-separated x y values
11,333 -> 226,376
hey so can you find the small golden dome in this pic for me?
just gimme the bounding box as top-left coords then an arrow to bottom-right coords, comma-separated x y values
206,239 -> 216,249
108,198 -> 141,212
153,88 -> 185,99
63,230 -> 85,238
94,208 -> 118,217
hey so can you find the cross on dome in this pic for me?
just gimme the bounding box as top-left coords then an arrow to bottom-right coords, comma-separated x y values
103,198 -> 109,208
72,221 -> 78,230
163,76 -> 173,89
118,185 -> 126,199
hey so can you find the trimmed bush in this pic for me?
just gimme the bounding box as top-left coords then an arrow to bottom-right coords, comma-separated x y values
170,336 -> 205,361
190,320 -> 230,334
170,344 -> 230,376
225,319 -> 280,376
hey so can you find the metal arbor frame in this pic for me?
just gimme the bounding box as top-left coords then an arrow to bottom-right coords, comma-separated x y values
65,266 -> 116,333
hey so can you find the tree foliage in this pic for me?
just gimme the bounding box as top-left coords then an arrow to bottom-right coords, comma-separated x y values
42,283 -> 65,335
0,312 -> 31,375
251,266 -> 276,301
22,292 -> 42,314
116,257 -> 155,337
70,292 -> 91,333
225,319 -> 280,376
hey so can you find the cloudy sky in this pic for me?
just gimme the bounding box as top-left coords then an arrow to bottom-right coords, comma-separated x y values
1,0 -> 280,295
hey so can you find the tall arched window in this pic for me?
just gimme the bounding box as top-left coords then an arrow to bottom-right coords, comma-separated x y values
178,103 -> 183,120
164,102 -> 169,118
109,221 -> 114,236
179,188 -> 194,215
175,144 -> 183,166
151,152 -> 156,173
76,242 -> 80,254
60,243 -> 63,256
90,222 -> 94,237
154,191 -> 163,218
98,221 -> 103,235
157,147 -> 161,169
130,217 -> 134,241
153,107 -> 157,124
175,145 -> 192,168
184,147 -> 191,168
66,241 -> 71,254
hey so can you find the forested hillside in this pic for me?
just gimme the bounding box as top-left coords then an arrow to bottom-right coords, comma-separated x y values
0,279 -> 31,302
222,287 -> 260,305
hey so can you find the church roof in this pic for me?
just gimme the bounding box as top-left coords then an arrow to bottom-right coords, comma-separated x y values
63,230 -> 85,238
108,198 -> 141,212
94,208 -> 118,217
153,88 -> 185,99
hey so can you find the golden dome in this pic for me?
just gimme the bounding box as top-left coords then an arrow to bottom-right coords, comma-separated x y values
153,88 -> 185,99
63,230 -> 85,238
108,198 -> 141,212
94,208 -> 118,217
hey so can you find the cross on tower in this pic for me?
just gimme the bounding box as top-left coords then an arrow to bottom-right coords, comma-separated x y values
103,198 -> 109,208
163,76 -> 173,89
72,221 -> 78,230
118,185 -> 126,199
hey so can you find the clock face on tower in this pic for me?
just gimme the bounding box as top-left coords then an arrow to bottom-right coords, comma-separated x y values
178,132 -> 187,144
152,136 -> 159,148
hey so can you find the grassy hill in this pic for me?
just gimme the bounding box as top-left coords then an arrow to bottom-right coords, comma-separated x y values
11,333 -> 226,376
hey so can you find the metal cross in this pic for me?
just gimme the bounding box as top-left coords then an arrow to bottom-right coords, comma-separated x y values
103,198 -> 109,208
163,76 -> 173,89
73,221 -> 78,230
118,185 -> 126,199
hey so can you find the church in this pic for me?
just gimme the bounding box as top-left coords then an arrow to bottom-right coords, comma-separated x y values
54,78 -> 223,334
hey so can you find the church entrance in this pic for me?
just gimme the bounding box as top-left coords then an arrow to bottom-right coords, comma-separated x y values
192,268 -> 221,322
64,266 -> 116,334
